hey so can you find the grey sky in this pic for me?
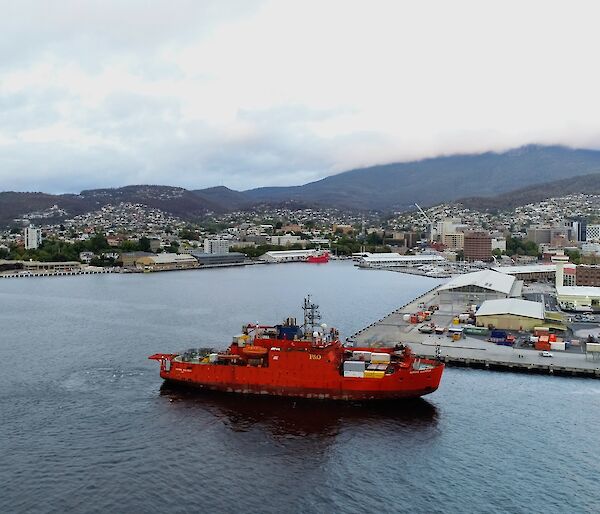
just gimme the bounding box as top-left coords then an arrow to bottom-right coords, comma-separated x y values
1,0 -> 600,193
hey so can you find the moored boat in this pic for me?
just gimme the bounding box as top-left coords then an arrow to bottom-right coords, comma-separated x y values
149,297 -> 444,400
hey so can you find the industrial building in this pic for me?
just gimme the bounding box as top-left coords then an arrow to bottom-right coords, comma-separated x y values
463,232 -> 492,262
191,252 -> 246,266
358,253 -> 446,268
135,253 -> 199,272
475,298 -> 545,331
491,264 -> 556,281
556,286 -> 600,312
437,269 -> 522,303
260,250 -> 319,263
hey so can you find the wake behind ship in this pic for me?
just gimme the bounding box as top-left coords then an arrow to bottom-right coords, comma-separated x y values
149,297 -> 444,400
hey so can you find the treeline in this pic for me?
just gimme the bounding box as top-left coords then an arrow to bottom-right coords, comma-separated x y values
4,234 -> 163,265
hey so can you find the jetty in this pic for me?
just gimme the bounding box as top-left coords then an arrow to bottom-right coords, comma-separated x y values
350,286 -> 600,379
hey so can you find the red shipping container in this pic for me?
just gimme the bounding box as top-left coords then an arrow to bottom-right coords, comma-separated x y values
535,341 -> 551,351
549,334 -> 557,342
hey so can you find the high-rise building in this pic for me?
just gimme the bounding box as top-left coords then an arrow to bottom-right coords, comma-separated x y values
463,231 -> 492,262
586,225 -> 600,242
24,226 -> 42,250
569,217 -> 588,242
203,239 -> 231,254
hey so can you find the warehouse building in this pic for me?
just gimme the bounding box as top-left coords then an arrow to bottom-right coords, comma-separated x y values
437,269 -> 522,304
135,253 -> 199,272
358,253 -> 446,268
556,286 -> 600,312
191,252 -> 246,266
491,264 -> 556,281
475,298 -> 545,331
260,250 -> 318,263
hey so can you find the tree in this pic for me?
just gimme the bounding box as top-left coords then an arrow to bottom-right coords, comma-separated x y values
138,237 -> 151,252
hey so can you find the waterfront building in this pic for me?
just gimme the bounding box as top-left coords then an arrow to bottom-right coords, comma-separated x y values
463,231 -> 492,262
135,253 -> 198,272
191,252 -> 246,266
437,269 -> 522,303
120,251 -> 154,268
260,250 -> 321,263
357,253 -> 446,268
203,239 -> 232,254
475,298 -> 545,331
24,226 -> 42,250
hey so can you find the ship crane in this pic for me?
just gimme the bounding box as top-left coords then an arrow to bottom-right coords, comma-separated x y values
414,203 -> 436,243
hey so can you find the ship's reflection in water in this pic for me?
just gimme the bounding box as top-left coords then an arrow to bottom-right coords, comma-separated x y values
159,383 -> 438,438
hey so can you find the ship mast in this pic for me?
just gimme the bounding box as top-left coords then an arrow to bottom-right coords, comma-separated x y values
302,295 -> 321,337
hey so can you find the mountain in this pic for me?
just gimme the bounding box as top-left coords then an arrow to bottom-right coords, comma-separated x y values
0,185 -> 223,226
192,186 -> 253,211
243,145 -> 600,210
458,172 -> 600,211
3,145 -> 600,225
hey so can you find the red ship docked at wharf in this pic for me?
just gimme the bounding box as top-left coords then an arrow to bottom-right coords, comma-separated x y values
149,297 -> 444,400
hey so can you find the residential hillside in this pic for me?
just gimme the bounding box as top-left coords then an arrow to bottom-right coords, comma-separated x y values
3,145 -> 600,225
458,172 -> 600,211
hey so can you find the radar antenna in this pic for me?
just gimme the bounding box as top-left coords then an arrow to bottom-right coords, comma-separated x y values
302,295 -> 321,335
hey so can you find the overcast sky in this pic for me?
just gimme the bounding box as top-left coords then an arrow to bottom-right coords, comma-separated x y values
2,0 -> 600,193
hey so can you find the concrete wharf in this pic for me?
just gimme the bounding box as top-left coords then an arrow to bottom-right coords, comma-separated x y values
350,286 -> 600,379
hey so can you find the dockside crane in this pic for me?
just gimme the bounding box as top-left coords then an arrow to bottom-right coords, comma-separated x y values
414,203 -> 436,243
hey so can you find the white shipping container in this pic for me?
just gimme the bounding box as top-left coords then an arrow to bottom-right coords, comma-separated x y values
458,314 -> 470,322
344,360 -> 366,372
371,352 -> 391,363
343,371 -> 364,378
550,342 -> 566,351
402,314 -> 411,322
352,351 -> 372,361
209,353 -> 219,363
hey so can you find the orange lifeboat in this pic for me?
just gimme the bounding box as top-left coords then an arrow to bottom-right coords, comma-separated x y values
242,345 -> 268,358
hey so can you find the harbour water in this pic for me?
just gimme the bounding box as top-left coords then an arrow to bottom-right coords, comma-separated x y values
1,262 -> 599,513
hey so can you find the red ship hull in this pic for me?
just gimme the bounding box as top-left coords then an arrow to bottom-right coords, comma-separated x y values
305,252 -> 329,263
150,342 -> 443,401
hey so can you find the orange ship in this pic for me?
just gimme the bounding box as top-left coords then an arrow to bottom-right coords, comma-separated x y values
305,251 -> 329,263
149,297 -> 444,400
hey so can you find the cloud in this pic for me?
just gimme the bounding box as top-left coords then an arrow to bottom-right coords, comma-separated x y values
1,0 -> 600,193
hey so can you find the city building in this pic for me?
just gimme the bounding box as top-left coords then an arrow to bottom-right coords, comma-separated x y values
463,232 -> 492,262
475,298 -> 546,331
269,234 -> 302,246
443,233 -> 464,250
437,269 -> 522,303
576,265 -> 600,287
203,239 -> 232,254
564,264 -> 577,286
569,217 -> 587,241
24,226 -> 42,250
586,224 -> 600,242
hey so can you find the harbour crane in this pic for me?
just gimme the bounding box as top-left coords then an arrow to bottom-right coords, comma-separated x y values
414,203 -> 436,242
